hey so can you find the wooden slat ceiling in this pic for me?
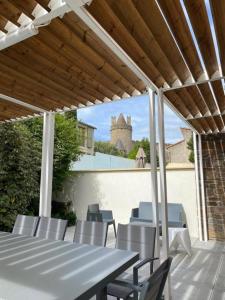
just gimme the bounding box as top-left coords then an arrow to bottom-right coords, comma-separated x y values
0,0 -> 225,135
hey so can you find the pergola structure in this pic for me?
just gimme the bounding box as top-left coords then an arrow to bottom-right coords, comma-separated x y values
1,0 -> 225,296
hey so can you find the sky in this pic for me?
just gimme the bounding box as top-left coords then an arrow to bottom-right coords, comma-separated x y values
77,95 -> 187,144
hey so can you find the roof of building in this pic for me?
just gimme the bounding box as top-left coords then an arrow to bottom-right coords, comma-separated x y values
71,152 -> 136,170
116,113 -> 127,126
78,121 -> 96,130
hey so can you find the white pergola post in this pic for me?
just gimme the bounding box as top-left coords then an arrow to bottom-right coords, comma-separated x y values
198,134 -> 208,241
158,88 -> 171,299
193,132 -> 203,241
148,88 -> 160,260
39,112 -> 55,217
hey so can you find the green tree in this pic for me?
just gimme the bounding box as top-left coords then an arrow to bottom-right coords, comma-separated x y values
187,136 -> 194,163
0,123 -> 41,231
0,112 -> 80,230
24,113 -> 80,196
94,141 -> 126,157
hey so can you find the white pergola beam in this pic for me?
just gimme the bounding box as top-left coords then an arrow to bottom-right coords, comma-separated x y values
0,1 -> 91,51
162,74 -> 225,92
0,93 -> 47,113
39,112 -> 55,217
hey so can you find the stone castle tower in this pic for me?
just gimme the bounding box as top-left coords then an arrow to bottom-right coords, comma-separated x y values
110,113 -> 133,153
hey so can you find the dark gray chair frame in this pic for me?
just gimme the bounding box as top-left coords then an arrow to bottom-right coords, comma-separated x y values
87,204 -> 117,237
107,257 -> 173,300
107,224 -> 156,299
12,215 -> 40,237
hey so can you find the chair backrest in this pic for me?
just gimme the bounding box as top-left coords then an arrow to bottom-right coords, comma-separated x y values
139,202 -> 153,220
139,257 -> 173,300
86,212 -> 103,222
74,220 -> 107,246
12,215 -> 39,236
35,217 -> 68,241
100,210 -> 113,220
88,203 -> 100,213
116,224 -> 156,260
167,203 -> 183,222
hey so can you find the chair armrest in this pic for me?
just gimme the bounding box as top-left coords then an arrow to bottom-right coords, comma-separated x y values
133,257 -> 159,285
111,279 -> 142,292
100,210 -> 113,220
131,208 -> 139,218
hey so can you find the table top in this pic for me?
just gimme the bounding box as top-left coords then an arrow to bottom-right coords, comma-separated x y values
0,232 -> 139,300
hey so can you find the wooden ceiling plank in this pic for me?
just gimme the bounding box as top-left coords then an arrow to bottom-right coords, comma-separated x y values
22,36 -> 115,100
49,18 -> 137,96
184,0 -> 219,78
158,0 -> 204,81
87,0 -> 165,87
34,0 -> 51,12
185,85 -> 209,116
210,0 -> 225,76
175,88 -> 200,116
0,52 -> 89,106
7,0 -> 37,20
130,0 -> 191,84
165,90 -> 191,118
37,26 -> 128,98
3,45 -> 104,103
198,83 -> 218,114
0,1 -> 22,27
187,119 -> 204,133
213,115 -> 224,132
104,0 -> 180,86
211,80 -> 225,113
0,15 -> 8,33
0,64 -> 83,109
65,12 -> 145,93
0,72 -> 67,111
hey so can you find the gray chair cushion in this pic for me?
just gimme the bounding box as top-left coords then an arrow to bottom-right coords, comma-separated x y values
116,224 -> 156,260
13,215 -> 39,237
35,217 -> 68,241
74,220 -> 108,247
131,202 -> 185,228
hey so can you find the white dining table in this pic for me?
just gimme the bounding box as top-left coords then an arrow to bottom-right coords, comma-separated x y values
0,231 -> 139,300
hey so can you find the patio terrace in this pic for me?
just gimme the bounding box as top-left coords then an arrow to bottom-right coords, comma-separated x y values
65,227 -> 225,300
1,0 -> 225,299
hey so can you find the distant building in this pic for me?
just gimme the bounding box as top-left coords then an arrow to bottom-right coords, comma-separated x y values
166,128 -> 193,165
110,113 -> 133,154
78,121 -> 96,155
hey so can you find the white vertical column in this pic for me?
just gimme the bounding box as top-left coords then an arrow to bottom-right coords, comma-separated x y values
198,134 -> 208,241
148,88 -> 160,260
39,112 -> 55,217
158,88 -> 171,300
193,132 -> 203,241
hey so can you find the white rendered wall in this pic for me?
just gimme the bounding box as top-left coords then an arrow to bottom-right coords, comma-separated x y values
58,167 -> 199,238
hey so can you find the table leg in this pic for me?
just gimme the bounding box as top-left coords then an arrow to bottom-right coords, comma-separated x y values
96,286 -> 107,300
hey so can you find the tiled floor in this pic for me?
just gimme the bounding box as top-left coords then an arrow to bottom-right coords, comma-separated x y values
65,227 -> 225,300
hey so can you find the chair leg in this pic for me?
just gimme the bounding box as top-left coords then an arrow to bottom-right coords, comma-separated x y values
113,221 -> 117,237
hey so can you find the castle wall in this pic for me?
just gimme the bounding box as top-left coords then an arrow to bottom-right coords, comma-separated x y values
111,127 -> 133,153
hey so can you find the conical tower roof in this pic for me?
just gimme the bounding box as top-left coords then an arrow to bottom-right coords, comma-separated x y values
117,113 -> 127,126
